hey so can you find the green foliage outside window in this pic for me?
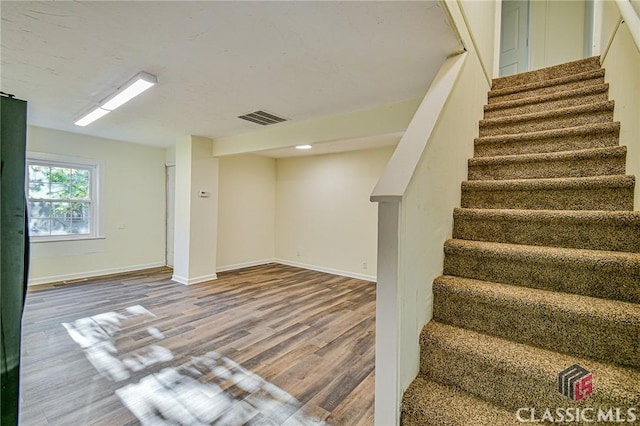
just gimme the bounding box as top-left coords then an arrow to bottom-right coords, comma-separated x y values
27,163 -> 92,236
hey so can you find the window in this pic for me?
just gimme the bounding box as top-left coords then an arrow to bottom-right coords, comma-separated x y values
26,154 -> 99,240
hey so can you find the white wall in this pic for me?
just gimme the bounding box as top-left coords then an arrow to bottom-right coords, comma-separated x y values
27,126 -> 166,284
599,0 -> 640,209
165,145 -> 176,165
458,0 -> 500,79
530,0 -> 587,70
370,1 -> 494,423
275,147 -> 394,280
397,48 -> 486,392
217,155 -> 276,270
173,136 -> 219,285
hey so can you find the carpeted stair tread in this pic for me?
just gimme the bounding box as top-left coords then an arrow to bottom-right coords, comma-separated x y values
453,208 -> 640,252
468,146 -> 626,180
478,101 -> 614,137
402,377 -> 517,426
433,275 -> 640,367
484,83 -> 609,119
420,322 -> 640,412
443,239 -> 640,303
474,122 -> 620,157
488,69 -> 605,104
461,175 -> 635,211
491,56 -> 601,90
403,57 -> 639,424
462,174 -> 634,191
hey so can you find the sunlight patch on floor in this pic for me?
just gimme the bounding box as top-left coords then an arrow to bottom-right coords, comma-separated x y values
63,305 -> 328,425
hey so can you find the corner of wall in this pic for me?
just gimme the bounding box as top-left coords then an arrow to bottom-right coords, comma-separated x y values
26,127 -> 167,284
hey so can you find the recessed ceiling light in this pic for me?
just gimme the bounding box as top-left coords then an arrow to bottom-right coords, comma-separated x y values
296,145 -> 312,150
74,71 -> 157,126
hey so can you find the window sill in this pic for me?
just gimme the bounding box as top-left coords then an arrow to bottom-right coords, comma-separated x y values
30,235 -> 106,244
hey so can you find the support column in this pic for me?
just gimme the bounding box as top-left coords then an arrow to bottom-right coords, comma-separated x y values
172,135 -> 218,285
375,201 -> 401,426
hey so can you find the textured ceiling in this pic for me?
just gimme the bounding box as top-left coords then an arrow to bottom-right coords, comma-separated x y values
1,1 -> 459,148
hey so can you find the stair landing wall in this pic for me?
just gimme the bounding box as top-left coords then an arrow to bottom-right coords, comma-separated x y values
601,0 -> 640,209
372,33 -> 492,426
392,50 -> 487,419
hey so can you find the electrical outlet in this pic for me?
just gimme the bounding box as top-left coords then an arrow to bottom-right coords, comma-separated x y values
296,250 -> 300,257
362,261 -> 367,270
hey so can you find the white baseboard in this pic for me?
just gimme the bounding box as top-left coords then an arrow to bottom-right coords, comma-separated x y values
171,273 -> 218,285
275,259 -> 377,282
28,262 -> 166,286
216,259 -> 275,273
29,259 -> 376,286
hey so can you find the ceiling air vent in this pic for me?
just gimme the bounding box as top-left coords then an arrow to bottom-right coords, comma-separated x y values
238,110 -> 288,126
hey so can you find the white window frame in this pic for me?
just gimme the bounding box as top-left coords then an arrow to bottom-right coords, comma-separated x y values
26,152 -> 103,243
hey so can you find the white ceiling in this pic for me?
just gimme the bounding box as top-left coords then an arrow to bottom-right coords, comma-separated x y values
1,1 -> 459,151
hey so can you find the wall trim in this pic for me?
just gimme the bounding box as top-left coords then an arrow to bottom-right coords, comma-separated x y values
601,16 -> 624,63
275,259 -> 377,282
218,258 -> 377,282
171,272 -> 218,285
216,259 -> 275,273
28,262 -> 166,286
29,259 -> 375,286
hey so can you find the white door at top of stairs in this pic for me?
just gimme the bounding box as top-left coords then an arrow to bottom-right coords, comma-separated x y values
500,0 -> 530,77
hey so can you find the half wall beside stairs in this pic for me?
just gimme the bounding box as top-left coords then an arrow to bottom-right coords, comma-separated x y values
370,1 -> 494,421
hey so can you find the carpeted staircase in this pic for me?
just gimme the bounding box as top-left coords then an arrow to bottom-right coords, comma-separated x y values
401,56 -> 640,425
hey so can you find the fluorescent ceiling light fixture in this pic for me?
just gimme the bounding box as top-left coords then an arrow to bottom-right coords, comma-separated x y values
74,107 -> 110,127
74,71 -> 157,126
295,145 -> 312,150
101,72 -> 157,111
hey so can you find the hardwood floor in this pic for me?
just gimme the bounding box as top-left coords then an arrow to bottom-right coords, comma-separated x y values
19,264 -> 376,426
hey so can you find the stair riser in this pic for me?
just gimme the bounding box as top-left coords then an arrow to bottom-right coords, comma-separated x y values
402,414 -> 431,425
402,378 -> 516,426
479,109 -> 613,137
433,283 -> 640,367
468,154 -> 626,180
474,132 -> 619,157
419,333 -> 640,412
443,247 -> 640,304
489,76 -> 604,104
491,57 -> 601,90
484,91 -> 608,119
453,213 -> 640,253
461,185 -> 634,211
401,411 -> 439,426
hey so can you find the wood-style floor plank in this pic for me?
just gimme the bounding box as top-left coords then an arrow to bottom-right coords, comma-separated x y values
19,263 -> 375,425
